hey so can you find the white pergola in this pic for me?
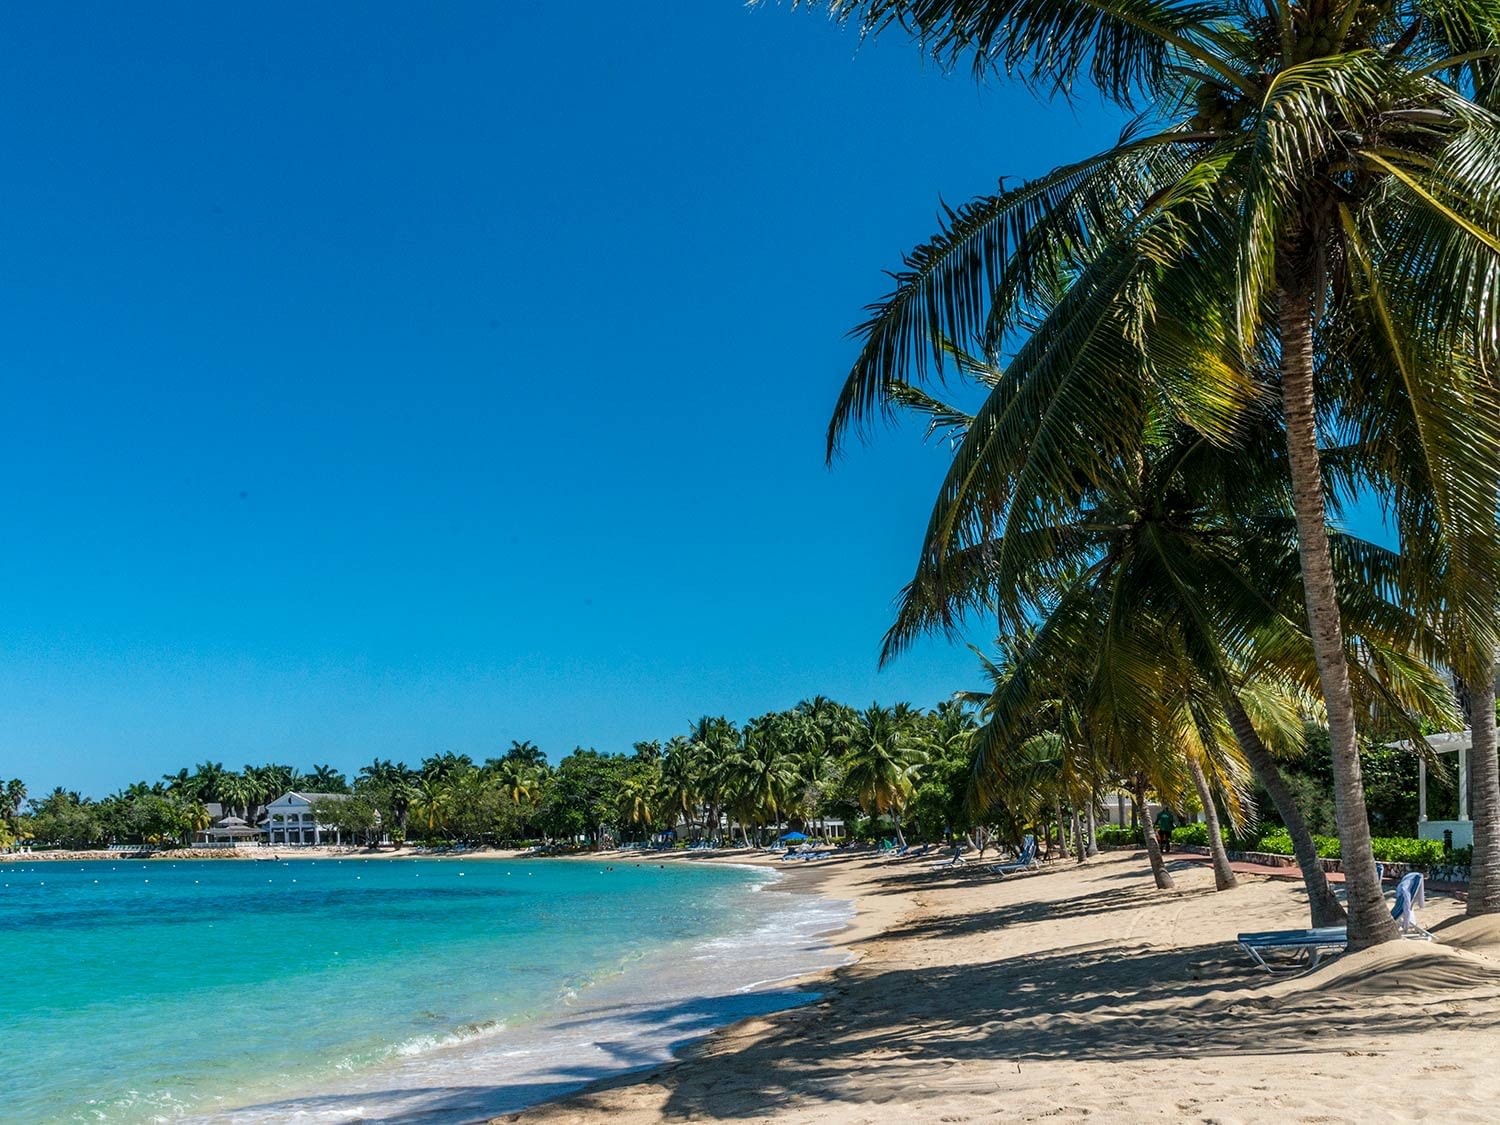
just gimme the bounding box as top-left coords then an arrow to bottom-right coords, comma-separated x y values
1411,730 -> 1474,849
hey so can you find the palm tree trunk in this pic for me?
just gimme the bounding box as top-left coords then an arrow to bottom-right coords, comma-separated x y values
1466,672 -> 1500,915
1278,285 -> 1397,948
1071,806 -> 1085,863
1186,753 -> 1238,891
1054,797 -> 1069,858
892,812 -> 907,848
1224,690 -> 1345,926
1085,796 -> 1099,858
1133,776 -> 1174,889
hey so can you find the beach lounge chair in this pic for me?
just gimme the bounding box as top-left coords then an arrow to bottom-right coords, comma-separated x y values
931,844 -> 970,868
991,835 -> 1039,877
1235,925 -> 1350,974
1237,871 -> 1434,973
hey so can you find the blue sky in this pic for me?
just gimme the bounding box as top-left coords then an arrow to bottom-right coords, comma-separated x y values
0,3 -> 1135,796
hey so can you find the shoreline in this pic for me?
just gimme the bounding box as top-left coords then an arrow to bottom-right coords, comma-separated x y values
0,843 -> 825,863
195,851 -> 857,1123
497,849 -> 1500,1124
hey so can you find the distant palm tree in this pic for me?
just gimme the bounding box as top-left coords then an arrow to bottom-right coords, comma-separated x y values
688,716 -> 740,844
2,778 -> 27,830
843,704 -> 926,846
421,752 -> 475,782
660,735 -> 701,836
307,764 -> 348,793
616,775 -> 660,840
493,758 -> 544,812
187,801 -> 214,843
191,761 -> 228,803
218,773 -> 252,820
358,759 -> 418,837
410,778 -> 452,837
728,717 -> 801,845
504,740 -> 547,768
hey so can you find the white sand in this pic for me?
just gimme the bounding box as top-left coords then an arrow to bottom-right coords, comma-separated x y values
500,850 -> 1500,1124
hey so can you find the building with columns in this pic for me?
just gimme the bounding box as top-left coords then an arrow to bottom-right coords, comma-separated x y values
259,792 -> 354,846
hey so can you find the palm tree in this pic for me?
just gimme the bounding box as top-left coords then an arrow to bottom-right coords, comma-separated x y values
421,752 -> 475,783
728,716 -> 801,844
689,716 -> 740,844
493,758 -> 544,806
660,735 -> 703,837
307,764 -> 348,792
616,774 -> 661,841
968,637 -> 1190,887
504,740 -> 547,768
1464,663 -> 1500,913
4,777 -> 27,812
891,378 -> 1452,918
802,0 -> 1500,947
2,778 -> 27,832
187,800 -> 214,843
410,778 -> 453,838
358,759 -> 418,838
218,773 -> 253,820
843,704 -> 927,845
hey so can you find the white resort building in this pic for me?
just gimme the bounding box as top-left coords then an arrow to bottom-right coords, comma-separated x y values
259,791 -> 362,846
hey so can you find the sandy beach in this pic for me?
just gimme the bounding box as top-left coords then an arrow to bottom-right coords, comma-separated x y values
499,848 -> 1500,1124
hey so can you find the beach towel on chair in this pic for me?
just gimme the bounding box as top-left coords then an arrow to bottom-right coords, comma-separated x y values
1392,871 -> 1426,932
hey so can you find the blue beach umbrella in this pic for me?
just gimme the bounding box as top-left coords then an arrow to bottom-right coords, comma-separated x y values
778,831 -> 808,842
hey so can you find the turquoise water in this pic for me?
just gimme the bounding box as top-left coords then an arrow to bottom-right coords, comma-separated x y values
2,857 -> 848,1123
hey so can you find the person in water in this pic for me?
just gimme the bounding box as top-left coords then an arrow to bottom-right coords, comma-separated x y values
1154,806 -> 1176,854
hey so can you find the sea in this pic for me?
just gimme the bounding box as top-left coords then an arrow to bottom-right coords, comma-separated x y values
1,855 -> 850,1123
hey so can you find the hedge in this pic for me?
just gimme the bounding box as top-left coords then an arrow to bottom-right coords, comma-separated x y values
1162,824 -> 1448,866
1245,829 -> 1445,866
1170,823 -> 1225,847
1095,825 -> 1140,847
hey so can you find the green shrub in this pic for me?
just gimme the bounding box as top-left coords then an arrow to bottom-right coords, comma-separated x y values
1448,845 -> 1473,866
1170,823 -> 1229,847
1250,829 -> 1444,866
1095,825 -> 1140,847
1254,829 -> 1342,858
1229,828 -> 1267,852
1370,836 -> 1445,865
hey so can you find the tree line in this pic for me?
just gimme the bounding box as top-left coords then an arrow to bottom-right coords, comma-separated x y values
3,697 -> 1469,860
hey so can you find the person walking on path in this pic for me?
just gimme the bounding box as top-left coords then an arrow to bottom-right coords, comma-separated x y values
1154,806 -> 1176,855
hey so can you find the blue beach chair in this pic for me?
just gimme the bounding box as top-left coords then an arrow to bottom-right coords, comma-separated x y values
990,835 -> 1039,878
1237,871 -> 1434,974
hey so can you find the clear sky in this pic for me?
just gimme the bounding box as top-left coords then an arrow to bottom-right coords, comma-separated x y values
1,3 -> 1135,797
